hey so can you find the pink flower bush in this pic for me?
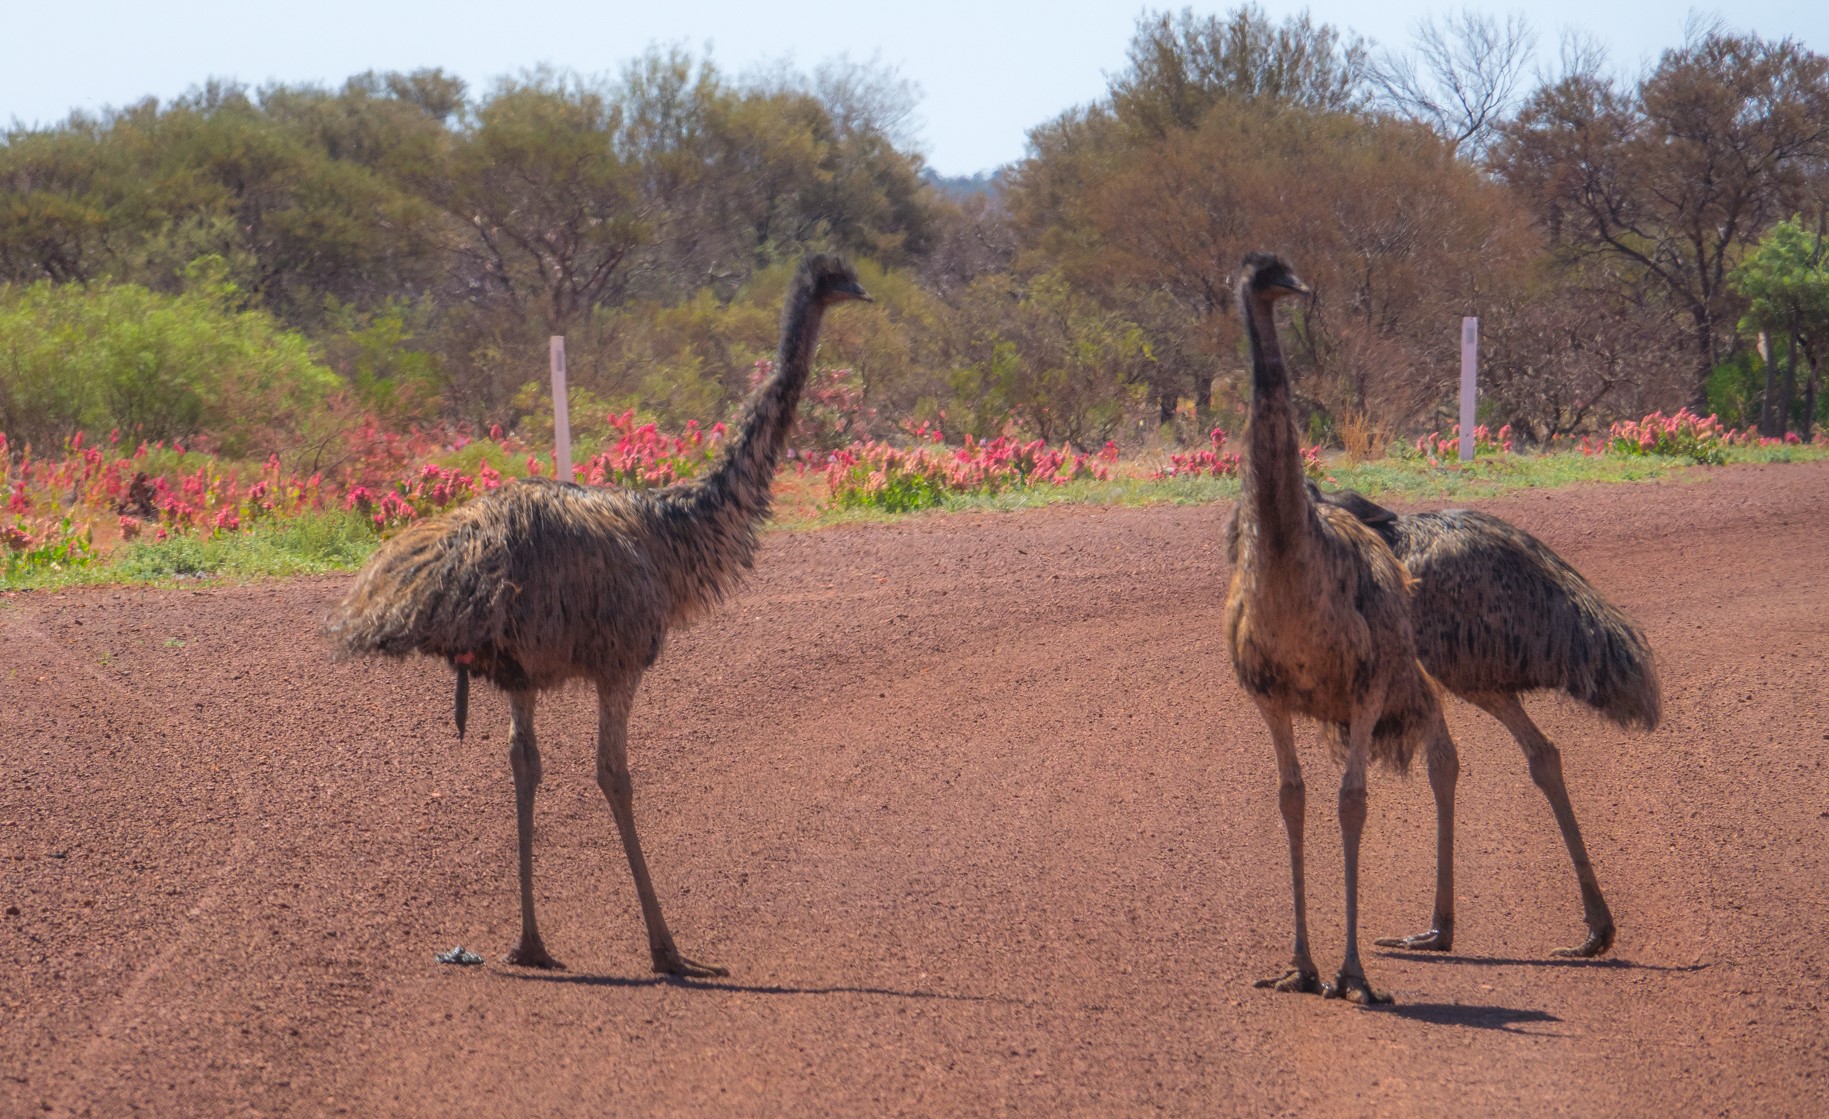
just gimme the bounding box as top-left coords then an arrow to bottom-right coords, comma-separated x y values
1151,429 -> 1324,480
1154,429 -> 1242,479
0,410 -> 751,576
3,401 -> 1823,581
748,361 -> 876,452
1413,424 -> 1514,464
1607,410 -> 1730,464
577,411 -> 724,488
825,428 -> 1115,512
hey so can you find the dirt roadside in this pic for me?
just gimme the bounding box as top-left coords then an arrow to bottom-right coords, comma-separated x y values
3,461 -> 1826,1117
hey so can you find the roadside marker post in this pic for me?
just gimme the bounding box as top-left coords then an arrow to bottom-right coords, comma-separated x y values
1459,317 -> 1478,463
550,336 -> 572,482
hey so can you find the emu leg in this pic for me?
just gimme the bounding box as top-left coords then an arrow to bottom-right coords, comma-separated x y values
1376,712 -> 1459,952
1251,700 -> 1321,994
505,691 -> 560,969
1476,692 -> 1615,958
1326,705 -> 1390,1006
596,678 -> 728,979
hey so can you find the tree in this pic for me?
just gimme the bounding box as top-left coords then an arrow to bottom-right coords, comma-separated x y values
1494,28 -> 1829,407
1110,5 -> 1370,137
1477,256 -> 1689,441
938,271 -> 1148,446
1014,90 -> 1529,436
1010,6 -> 1388,432
1371,9 -> 1536,158
1734,216 -> 1829,437
0,120 -> 129,285
435,70 -> 648,335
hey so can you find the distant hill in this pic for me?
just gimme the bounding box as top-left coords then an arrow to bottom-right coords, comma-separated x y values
921,169 -> 1004,199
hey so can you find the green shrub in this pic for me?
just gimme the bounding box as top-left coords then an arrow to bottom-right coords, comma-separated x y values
0,259 -> 337,455
1706,351 -> 1764,431
1,515 -> 94,580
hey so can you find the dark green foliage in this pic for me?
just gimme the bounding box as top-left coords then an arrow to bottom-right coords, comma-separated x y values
1706,352 -> 1765,431
0,262 -> 336,453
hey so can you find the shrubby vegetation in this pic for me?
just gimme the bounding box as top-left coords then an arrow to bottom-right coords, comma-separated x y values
3,405 -> 1818,587
0,260 -> 336,454
2,6 -> 1827,473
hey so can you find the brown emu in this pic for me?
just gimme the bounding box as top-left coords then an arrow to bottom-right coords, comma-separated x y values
1309,484 -> 1660,958
328,255 -> 871,976
1223,253 -> 1459,1005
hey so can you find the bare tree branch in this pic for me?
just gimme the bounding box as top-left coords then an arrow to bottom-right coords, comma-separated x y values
1372,9 -> 1537,158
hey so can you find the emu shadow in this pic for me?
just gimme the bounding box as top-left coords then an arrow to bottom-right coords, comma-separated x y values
496,969 -> 1017,1004
1380,1001 -> 1566,1035
1378,951 -> 1708,974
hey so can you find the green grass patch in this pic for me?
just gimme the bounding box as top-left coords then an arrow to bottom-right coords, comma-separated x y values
1,511 -> 379,592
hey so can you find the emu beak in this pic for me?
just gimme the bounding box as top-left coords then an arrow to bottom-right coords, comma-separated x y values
835,278 -> 872,303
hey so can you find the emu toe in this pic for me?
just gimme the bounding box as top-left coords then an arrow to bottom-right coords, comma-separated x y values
1375,926 -> 1453,952
1551,921 -> 1615,959
655,950 -> 728,979
1324,972 -> 1392,1006
505,941 -> 564,970
1253,967 -> 1323,994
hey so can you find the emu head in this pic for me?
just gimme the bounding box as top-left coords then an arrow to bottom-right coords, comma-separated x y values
1240,252 -> 1311,302
800,254 -> 873,307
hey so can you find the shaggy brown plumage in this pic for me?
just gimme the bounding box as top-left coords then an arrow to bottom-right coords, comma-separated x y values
1307,483 -> 1660,957
1223,253 -> 1458,1006
328,254 -> 871,976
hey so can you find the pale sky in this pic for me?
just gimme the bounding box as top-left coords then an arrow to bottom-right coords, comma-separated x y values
3,1 -> 1824,174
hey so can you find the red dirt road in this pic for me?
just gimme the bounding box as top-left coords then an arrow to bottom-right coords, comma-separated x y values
4,462 -> 1827,1117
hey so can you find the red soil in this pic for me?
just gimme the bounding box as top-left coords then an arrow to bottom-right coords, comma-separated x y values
4,461 -> 1827,1117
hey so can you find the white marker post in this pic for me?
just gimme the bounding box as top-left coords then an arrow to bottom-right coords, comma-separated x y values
1459,316 -> 1479,463
549,336 -> 572,482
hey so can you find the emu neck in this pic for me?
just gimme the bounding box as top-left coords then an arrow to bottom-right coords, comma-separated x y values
704,282 -> 825,516
652,282 -> 827,613
1239,292 -> 1312,558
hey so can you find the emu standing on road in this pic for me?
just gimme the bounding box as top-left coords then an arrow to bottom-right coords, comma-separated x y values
1223,253 -> 1459,1005
329,255 -> 871,976
1311,485 -> 1660,957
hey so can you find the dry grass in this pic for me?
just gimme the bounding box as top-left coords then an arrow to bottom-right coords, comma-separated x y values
1339,411 -> 1385,465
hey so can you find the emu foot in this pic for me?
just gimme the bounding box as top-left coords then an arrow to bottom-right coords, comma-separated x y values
1375,925 -> 1453,952
1324,972 -> 1392,1006
1253,967 -> 1323,994
505,940 -> 563,970
653,949 -> 728,979
1551,919 -> 1615,959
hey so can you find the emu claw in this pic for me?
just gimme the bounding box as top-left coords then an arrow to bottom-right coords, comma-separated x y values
1375,927 -> 1453,951
1253,967 -> 1323,994
1551,922 -> 1615,959
1324,973 -> 1392,1006
655,951 -> 728,979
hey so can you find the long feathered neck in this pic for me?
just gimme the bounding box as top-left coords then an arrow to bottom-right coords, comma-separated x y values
699,274 -> 826,519
1238,285 -> 1313,557
713,276 -> 830,497
645,273 -> 828,618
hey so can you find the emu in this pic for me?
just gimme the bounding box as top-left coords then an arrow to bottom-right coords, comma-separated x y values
1223,253 -> 1459,1005
1309,484 -> 1659,957
328,255 -> 871,976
